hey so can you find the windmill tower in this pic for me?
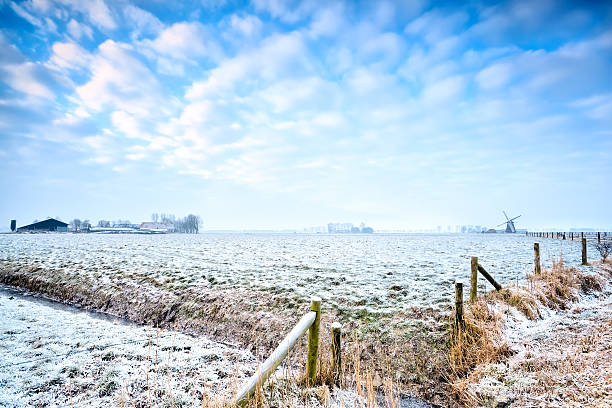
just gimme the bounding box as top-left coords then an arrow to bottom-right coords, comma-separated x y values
497,211 -> 521,233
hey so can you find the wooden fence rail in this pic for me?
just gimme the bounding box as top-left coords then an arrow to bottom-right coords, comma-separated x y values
233,297 -> 322,407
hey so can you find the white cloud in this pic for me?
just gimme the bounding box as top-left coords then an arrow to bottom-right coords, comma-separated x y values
405,10 -> 469,44
256,76 -> 340,113
421,75 -> 465,104
308,3 -> 346,38
49,42 -> 91,71
67,19 -> 94,40
64,0 -> 117,31
142,22 -> 222,62
123,4 -> 164,39
252,0 -> 318,23
187,32 -> 311,99
75,40 -> 162,115
2,62 -> 55,99
229,14 -> 262,37
475,62 -> 512,90
111,110 -> 151,140
10,1 -> 43,27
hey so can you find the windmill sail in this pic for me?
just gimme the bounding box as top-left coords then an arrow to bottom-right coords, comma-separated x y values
496,212 -> 521,233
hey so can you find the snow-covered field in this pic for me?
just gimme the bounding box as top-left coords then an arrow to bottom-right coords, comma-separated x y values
0,286 -> 256,407
0,233 -> 595,313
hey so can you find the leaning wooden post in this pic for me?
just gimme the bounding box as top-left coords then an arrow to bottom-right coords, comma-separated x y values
477,264 -> 502,290
331,322 -> 342,385
455,282 -> 464,332
534,243 -> 541,275
306,297 -> 321,385
582,238 -> 588,265
470,257 -> 478,302
233,305 -> 318,406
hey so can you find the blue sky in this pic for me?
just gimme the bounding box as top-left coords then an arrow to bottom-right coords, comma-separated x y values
0,0 -> 611,230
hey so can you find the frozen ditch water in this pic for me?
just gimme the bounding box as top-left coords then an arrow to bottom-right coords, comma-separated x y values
0,286 -> 256,407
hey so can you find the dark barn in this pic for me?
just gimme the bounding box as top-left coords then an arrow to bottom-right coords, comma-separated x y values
17,218 -> 68,232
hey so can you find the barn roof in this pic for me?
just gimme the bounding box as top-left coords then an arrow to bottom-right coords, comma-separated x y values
18,218 -> 68,229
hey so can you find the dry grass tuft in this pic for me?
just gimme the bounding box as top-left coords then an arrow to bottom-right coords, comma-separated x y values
448,300 -> 507,381
490,288 -> 541,320
528,255 -> 603,310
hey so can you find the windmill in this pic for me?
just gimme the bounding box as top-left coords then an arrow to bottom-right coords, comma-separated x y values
497,211 -> 521,233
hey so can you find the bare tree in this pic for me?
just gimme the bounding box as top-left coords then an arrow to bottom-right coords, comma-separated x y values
184,214 -> 201,234
71,219 -> 81,232
97,220 -> 110,227
152,213 -> 159,222
595,241 -> 612,262
82,220 -> 91,231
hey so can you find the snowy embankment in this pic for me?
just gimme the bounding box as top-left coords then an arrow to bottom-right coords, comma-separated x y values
0,287 -> 439,408
0,286 -> 256,407
460,262 -> 612,407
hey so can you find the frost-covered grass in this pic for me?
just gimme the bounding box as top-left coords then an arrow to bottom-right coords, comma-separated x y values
0,233 -> 593,313
449,260 -> 612,407
0,233 -> 604,407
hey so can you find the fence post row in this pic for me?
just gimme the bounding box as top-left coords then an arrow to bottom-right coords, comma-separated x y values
233,296 -> 322,407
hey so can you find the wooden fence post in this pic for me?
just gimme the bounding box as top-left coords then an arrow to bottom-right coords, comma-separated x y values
306,297 -> 321,385
598,232 -> 601,243
563,232 -> 566,240
534,243 -> 541,275
470,256 -> 478,302
582,238 -> 588,265
455,282 -> 463,332
331,322 -> 342,385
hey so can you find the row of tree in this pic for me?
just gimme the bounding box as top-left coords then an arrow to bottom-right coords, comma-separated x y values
151,213 -> 201,234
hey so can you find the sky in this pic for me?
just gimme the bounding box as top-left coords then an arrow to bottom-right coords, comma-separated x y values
0,0 -> 611,231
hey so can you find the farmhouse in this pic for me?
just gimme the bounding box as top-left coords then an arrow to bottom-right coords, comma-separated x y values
17,218 -> 68,232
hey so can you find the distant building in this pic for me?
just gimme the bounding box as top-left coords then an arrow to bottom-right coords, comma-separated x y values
328,222 -> 374,233
138,221 -> 174,232
17,218 -> 68,232
328,223 -> 353,233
